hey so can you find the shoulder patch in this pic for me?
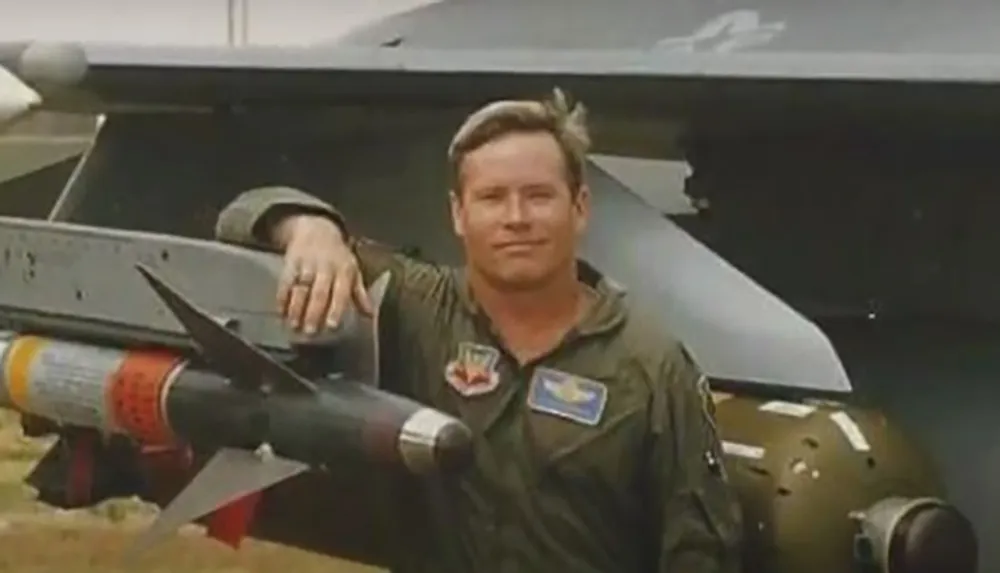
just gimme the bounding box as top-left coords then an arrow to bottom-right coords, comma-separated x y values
527,367 -> 608,426
444,342 -> 501,397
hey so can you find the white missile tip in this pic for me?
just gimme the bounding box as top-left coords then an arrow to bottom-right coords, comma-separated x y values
397,408 -> 451,474
0,66 -> 40,126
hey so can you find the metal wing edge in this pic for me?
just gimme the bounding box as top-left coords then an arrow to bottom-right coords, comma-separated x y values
22,42 -> 1000,80
3,41 -> 1000,115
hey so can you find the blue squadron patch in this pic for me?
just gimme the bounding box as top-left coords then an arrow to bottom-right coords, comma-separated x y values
527,367 -> 608,426
444,342 -> 501,397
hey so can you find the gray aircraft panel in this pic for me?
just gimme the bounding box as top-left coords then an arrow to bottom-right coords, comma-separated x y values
4,41 -> 1000,143
12,42 -> 1000,82
335,0 -> 1000,55
584,161 -> 850,392
0,216 -> 354,354
3,0 -> 1000,123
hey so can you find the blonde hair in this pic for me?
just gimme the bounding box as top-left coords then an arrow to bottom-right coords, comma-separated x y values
447,88 -> 591,192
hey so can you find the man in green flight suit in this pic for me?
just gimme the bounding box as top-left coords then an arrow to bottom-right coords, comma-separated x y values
214,89 -> 742,572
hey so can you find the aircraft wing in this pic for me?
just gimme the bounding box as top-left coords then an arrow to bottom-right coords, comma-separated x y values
1,42 -> 999,127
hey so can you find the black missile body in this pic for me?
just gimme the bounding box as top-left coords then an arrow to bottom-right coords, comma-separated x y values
164,366 -> 472,474
122,264 -> 473,556
131,262 -> 472,474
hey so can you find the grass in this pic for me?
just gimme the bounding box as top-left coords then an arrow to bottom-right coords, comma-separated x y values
0,412 -> 383,573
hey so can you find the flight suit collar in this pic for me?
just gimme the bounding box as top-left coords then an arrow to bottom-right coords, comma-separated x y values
454,259 -> 629,338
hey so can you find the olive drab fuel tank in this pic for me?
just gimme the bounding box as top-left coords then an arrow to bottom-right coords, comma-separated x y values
712,394 -> 978,573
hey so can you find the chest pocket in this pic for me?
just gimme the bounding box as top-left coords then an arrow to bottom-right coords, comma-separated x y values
522,367 -> 647,488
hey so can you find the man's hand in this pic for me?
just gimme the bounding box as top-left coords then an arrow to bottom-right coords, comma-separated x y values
272,214 -> 373,334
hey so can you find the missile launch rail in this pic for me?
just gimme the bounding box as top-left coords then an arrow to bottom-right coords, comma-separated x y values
0,215 -> 354,357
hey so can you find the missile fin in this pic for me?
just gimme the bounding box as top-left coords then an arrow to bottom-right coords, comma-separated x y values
0,65 -> 40,127
124,447 -> 308,560
135,263 -> 318,394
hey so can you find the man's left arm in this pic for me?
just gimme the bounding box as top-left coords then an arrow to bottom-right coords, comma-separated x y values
648,344 -> 743,573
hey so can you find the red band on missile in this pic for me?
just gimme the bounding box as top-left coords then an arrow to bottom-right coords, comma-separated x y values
107,350 -> 183,445
66,432 -> 96,507
136,444 -> 194,505
206,491 -> 262,548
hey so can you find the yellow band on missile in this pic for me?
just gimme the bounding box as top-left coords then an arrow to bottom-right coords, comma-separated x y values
4,335 -> 45,412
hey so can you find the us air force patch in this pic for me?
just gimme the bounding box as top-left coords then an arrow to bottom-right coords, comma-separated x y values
527,367 -> 608,426
444,342 -> 501,397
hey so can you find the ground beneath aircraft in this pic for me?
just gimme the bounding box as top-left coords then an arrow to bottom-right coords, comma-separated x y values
0,412 -> 383,573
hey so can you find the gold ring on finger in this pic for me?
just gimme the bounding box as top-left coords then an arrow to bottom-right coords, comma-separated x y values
293,265 -> 316,285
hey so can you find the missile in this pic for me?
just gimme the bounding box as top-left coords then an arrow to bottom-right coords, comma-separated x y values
0,216 -> 474,555
2,267 -> 473,554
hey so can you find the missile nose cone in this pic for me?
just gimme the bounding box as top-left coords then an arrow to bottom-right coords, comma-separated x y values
397,408 -> 473,475
433,419 -> 473,473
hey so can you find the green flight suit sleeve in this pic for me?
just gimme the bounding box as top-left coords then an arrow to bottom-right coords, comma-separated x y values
213,185 -> 442,287
214,185 -> 346,251
213,186 -> 448,397
651,345 -> 743,573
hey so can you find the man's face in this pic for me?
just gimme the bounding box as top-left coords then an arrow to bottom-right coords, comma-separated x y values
450,130 -> 589,289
